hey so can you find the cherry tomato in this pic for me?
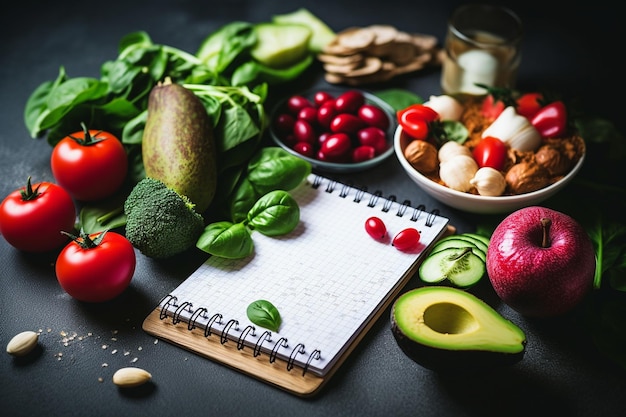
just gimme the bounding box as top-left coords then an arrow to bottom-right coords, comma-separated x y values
516,92 -> 543,119
357,127 -> 388,154
293,141 -> 315,157
330,113 -> 366,134
392,228 -> 421,251
293,120 -> 316,143
365,216 -> 387,240
314,91 -> 334,107
321,133 -> 351,158
531,101 -> 568,138
358,104 -> 390,130
317,100 -> 338,128
472,136 -> 508,171
287,95 -> 313,114
334,90 -> 365,114
273,113 -> 295,137
51,124 -> 128,201
298,107 -> 318,125
353,146 -> 376,163
55,230 -> 136,303
0,178 -> 76,252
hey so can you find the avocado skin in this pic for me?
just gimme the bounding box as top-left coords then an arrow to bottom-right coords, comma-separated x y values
142,81 -> 217,214
390,307 -> 525,373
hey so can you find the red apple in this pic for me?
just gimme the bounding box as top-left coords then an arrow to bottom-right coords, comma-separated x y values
486,206 -> 596,317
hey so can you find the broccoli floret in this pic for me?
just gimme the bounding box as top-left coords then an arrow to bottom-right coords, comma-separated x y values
124,177 -> 205,259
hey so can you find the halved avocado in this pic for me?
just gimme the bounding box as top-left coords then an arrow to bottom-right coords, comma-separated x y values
391,286 -> 526,372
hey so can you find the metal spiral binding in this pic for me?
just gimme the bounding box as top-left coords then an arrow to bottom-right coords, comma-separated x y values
353,186 -> 367,203
339,182 -> 351,198
220,319 -> 239,344
303,350 -> 322,376
269,337 -> 288,363
155,300 -> 323,375
382,195 -> 396,212
397,199 -> 410,217
237,325 -> 256,350
188,307 -> 208,331
172,301 -> 192,325
426,209 -> 439,227
287,343 -> 306,371
253,331 -> 272,357
325,179 -> 337,193
311,175 -> 323,189
204,313 -> 222,337
367,190 -> 382,207
159,295 -> 177,320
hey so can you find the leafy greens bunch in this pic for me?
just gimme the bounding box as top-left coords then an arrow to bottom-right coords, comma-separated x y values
23,30 -> 276,184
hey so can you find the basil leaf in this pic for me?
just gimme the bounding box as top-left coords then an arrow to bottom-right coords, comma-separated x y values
247,147 -> 312,195
230,177 -> 258,223
373,88 -> 423,111
246,300 -> 282,332
196,221 -> 254,259
247,190 -> 300,236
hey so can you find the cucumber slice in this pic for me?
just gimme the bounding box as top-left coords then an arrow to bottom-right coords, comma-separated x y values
464,233 -> 490,247
250,23 -> 312,68
419,247 -> 486,288
273,8 -> 336,53
431,238 -> 486,262
454,235 -> 488,254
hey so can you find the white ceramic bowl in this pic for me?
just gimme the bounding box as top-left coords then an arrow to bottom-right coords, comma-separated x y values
269,89 -> 396,174
394,125 -> 585,214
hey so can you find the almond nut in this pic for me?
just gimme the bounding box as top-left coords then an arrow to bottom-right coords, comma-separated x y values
112,367 -> 152,388
6,330 -> 39,356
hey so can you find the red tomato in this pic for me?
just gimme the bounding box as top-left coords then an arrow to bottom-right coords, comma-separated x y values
55,231 -> 136,303
358,104 -> 390,130
321,133 -> 351,158
516,92 -> 543,119
365,216 -> 387,240
334,90 -> 365,114
51,124 -> 128,201
392,228 -> 421,251
330,113 -> 366,134
352,145 -> 376,163
472,136 -> 508,171
0,178 -> 76,252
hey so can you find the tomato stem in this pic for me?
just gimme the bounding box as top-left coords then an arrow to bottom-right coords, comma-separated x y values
68,122 -> 107,146
19,176 -> 41,201
61,229 -> 107,249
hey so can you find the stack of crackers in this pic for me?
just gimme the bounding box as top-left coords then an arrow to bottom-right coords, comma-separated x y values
318,24 -> 441,86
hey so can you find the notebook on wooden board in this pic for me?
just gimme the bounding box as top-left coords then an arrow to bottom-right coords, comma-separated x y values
143,173 -> 452,397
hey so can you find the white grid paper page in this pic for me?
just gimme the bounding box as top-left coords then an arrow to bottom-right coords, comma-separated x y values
163,174 -> 449,376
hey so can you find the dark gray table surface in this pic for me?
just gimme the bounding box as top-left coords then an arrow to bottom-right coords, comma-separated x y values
1,1 -> 624,416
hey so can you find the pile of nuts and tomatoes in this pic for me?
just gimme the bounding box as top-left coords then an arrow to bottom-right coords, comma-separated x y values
271,90 -> 391,164
398,91 -> 586,196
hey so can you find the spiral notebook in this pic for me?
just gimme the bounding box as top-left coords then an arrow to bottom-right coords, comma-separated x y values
143,173 -> 451,396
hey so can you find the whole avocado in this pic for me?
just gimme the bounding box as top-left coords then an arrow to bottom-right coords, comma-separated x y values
142,78 -> 217,214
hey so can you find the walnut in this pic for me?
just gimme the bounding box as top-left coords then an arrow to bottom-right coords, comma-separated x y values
535,144 -> 572,176
505,161 -> 551,194
404,139 -> 438,173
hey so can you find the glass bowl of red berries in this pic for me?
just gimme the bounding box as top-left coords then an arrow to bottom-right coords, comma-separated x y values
269,88 -> 396,173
